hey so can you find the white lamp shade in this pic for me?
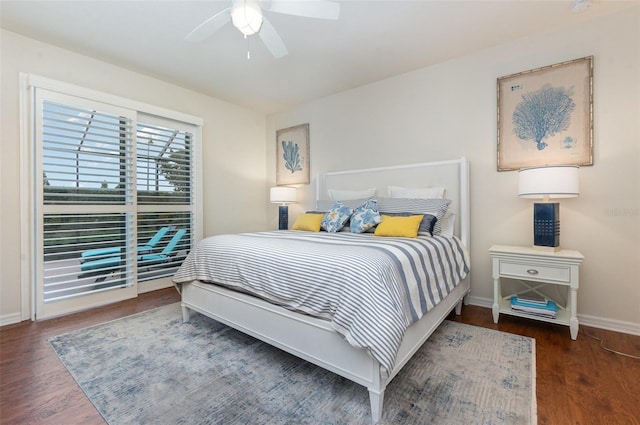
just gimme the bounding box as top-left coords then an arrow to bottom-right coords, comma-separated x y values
231,0 -> 263,36
270,186 -> 296,204
518,165 -> 579,199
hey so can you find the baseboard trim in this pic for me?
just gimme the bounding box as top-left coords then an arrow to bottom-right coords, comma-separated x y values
138,278 -> 173,294
578,314 -> 640,336
466,295 -> 640,337
2,280 -> 174,327
0,312 -> 24,327
466,295 -> 492,309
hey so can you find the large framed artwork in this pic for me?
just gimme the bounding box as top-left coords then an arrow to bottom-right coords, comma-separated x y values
276,123 -> 310,185
497,56 -> 593,171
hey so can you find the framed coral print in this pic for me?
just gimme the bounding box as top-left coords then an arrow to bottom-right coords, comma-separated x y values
276,123 -> 310,185
497,56 -> 593,171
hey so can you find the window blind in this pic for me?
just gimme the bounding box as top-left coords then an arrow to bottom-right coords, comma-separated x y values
42,100 -> 133,204
41,99 -> 135,301
34,84 -> 199,318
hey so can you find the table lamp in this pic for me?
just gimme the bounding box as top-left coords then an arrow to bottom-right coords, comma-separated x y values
270,186 -> 297,230
518,165 -> 579,251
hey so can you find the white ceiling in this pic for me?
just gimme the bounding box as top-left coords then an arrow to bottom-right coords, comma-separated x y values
1,0 -> 636,114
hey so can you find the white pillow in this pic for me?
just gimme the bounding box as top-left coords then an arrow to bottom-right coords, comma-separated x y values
440,210 -> 456,237
328,188 -> 376,201
316,198 -> 369,211
388,185 -> 445,199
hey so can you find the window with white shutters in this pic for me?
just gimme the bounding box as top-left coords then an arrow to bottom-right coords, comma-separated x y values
136,120 -> 193,282
41,98 -> 136,304
30,81 -> 200,319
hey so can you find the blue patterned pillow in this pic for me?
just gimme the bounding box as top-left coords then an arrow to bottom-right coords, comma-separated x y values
321,202 -> 354,232
350,198 -> 382,233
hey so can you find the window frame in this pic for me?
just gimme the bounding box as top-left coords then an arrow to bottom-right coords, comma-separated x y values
19,74 -> 203,320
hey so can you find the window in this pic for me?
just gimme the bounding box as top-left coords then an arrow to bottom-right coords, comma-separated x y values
136,118 -> 193,283
26,76 -> 201,319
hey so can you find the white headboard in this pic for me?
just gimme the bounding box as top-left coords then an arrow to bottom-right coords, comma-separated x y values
316,157 -> 470,248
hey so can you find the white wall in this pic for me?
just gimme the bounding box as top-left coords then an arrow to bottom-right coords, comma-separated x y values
267,7 -> 640,334
0,30 -> 267,323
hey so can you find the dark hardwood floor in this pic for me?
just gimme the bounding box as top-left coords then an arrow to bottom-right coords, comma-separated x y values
1,287 -> 638,424
447,304 -> 640,425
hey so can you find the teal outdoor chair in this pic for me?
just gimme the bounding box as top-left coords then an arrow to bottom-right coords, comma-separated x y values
138,229 -> 188,266
80,226 -> 172,263
79,228 -> 187,280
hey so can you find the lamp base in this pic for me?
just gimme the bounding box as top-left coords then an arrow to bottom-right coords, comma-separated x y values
533,202 -> 560,248
278,205 -> 289,230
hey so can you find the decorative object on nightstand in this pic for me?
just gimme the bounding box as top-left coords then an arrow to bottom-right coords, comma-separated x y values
510,295 -> 558,319
270,186 -> 296,230
490,244 -> 584,340
518,165 -> 579,251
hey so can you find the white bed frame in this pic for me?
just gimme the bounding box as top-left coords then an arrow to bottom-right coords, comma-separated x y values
179,157 -> 470,423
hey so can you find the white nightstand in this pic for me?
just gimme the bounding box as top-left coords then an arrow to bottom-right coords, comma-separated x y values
489,245 -> 584,339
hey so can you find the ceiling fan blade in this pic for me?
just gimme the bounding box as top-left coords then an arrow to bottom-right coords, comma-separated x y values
184,7 -> 231,42
259,17 -> 288,58
265,0 -> 340,20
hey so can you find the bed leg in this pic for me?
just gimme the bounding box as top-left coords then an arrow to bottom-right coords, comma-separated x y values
368,388 -> 384,424
181,304 -> 192,322
455,299 -> 463,315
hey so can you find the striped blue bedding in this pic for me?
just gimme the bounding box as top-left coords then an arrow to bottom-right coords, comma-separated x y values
173,231 -> 470,374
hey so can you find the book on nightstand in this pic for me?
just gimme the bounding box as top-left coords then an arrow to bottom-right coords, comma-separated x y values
510,296 -> 558,319
515,292 -> 548,305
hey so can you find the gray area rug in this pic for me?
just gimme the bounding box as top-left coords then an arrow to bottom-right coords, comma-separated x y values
49,303 -> 536,424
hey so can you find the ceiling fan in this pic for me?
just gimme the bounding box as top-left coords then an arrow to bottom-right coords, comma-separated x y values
185,0 -> 341,59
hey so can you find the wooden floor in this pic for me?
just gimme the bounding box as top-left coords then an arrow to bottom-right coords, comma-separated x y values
1,287 -> 639,425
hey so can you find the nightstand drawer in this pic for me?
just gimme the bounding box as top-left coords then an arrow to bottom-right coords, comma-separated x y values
499,261 -> 570,282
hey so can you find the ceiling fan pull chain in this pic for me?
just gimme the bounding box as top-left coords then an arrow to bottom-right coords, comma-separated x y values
245,34 -> 251,59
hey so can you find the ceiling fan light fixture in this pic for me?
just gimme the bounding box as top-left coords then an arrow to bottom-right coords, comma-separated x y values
231,0 -> 263,36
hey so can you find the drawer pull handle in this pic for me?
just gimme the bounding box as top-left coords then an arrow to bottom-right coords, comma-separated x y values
526,269 -> 539,275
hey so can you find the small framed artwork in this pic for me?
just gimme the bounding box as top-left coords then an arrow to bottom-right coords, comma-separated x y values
276,123 -> 310,185
497,56 -> 593,171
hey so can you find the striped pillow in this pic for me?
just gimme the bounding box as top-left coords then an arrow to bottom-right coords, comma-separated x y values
378,197 -> 451,235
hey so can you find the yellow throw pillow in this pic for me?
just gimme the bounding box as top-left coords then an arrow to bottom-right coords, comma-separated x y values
374,214 -> 424,238
292,213 -> 325,232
